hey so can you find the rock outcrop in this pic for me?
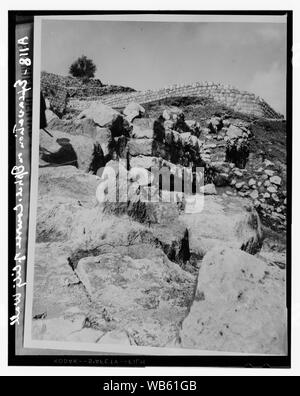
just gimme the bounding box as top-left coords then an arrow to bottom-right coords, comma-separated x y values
39,129 -> 104,173
180,194 -> 263,258
73,252 -> 194,346
34,76 -> 287,353
44,87 -> 287,232
78,102 -> 121,128
180,247 -> 287,354
33,166 -> 195,346
33,249 -> 195,346
123,102 -> 145,123
41,71 -> 135,116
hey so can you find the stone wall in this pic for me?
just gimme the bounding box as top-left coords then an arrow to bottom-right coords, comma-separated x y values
68,82 -> 283,119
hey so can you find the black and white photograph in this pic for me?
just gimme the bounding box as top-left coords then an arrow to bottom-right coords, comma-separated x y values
5,6 -> 298,376
19,13 -> 289,357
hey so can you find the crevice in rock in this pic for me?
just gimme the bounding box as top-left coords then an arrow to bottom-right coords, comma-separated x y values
67,224 -> 192,276
88,143 -> 106,174
67,257 -> 93,302
225,141 -> 250,169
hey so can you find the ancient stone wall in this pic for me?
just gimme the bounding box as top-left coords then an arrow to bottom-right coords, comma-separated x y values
68,82 -> 283,119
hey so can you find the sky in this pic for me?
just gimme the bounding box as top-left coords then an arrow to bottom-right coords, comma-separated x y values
41,18 -> 287,115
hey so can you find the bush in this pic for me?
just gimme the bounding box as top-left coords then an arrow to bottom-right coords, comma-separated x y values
69,55 -> 97,81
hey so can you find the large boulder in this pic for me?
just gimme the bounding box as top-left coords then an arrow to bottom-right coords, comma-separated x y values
36,165 -> 138,245
180,247 -> 287,354
181,133 -> 199,149
32,315 -> 104,343
131,118 -> 154,139
128,138 -> 154,156
129,155 -> 161,170
93,127 -> 112,156
37,166 -> 99,205
78,102 -> 121,127
39,129 -> 102,173
128,138 -> 168,159
185,119 -> 201,137
48,117 -> 112,154
36,166 -> 188,263
99,162 -> 182,227
129,155 -> 194,196
123,102 -> 145,123
45,109 -> 58,124
77,102 -> 132,140
226,124 -> 244,140
128,166 -> 154,186
131,118 -> 165,141
37,202 -> 102,244
33,195 -> 194,347
162,106 -> 184,121
207,116 -> 223,133
179,194 -> 263,257
72,252 -> 195,347
36,166 -> 100,243
199,183 -> 217,195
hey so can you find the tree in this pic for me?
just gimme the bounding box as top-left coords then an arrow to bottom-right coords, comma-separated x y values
69,55 -> 97,80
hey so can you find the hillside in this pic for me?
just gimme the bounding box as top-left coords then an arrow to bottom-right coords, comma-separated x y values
41,71 -> 136,116
33,74 -> 287,353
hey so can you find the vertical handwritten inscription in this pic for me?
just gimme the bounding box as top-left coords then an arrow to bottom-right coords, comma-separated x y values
10,36 -> 31,326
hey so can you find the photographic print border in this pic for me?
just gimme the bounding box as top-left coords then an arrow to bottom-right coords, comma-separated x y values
8,10 -> 292,368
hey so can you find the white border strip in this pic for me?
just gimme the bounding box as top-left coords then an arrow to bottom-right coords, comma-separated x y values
36,14 -> 287,23
23,16 -> 41,351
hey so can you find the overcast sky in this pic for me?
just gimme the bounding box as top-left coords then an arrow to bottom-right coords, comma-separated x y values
41,18 -> 287,115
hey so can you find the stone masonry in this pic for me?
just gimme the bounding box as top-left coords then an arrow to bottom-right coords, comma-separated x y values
68,82 -> 283,119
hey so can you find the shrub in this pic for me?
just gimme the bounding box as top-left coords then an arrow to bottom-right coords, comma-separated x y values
69,55 -> 97,81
